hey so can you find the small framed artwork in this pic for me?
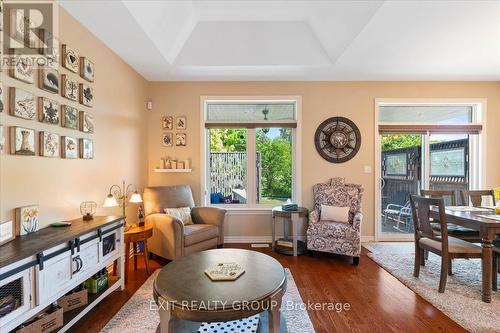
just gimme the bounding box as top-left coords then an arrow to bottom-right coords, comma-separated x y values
79,83 -> 94,107
15,205 -> 39,235
162,132 -> 173,147
39,67 -> 59,93
39,131 -> 60,158
62,105 -> 79,129
79,138 -> 93,159
177,161 -> 184,169
0,84 -> 4,112
176,116 -> 186,130
11,126 -> 35,155
175,133 -> 186,146
38,97 -> 59,125
61,136 -> 78,159
38,28 -> 59,69
79,111 -> 94,133
61,75 -> 78,101
80,57 -> 95,82
10,87 -> 35,120
0,125 -> 5,153
162,116 -> 173,130
10,53 -> 35,84
62,44 -> 79,73
0,220 -> 15,246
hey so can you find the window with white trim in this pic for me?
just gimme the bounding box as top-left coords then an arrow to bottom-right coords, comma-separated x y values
202,99 -> 300,208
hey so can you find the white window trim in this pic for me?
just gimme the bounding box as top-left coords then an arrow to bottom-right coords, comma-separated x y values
200,96 -> 302,210
374,98 -> 487,241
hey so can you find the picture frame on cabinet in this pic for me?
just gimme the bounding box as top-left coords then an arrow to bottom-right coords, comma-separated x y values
10,126 -> 36,155
79,138 -> 93,159
0,220 -> 15,246
39,97 -> 59,125
80,57 -> 94,82
39,67 -> 59,93
10,88 -> 35,119
61,44 -> 79,73
61,74 -> 78,101
79,111 -> 94,133
15,205 -> 39,236
79,83 -> 94,107
61,105 -> 79,130
61,136 -> 78,159
39,131 -> 59,158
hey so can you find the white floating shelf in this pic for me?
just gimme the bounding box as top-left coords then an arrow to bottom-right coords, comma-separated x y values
154,168 -> 192,173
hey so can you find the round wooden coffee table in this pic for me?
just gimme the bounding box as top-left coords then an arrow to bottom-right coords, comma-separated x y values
153,249 -> 287,333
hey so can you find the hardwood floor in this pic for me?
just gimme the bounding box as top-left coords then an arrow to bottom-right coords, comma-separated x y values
69,244 -> 466,333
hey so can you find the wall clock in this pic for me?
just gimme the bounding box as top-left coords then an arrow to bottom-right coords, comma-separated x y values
314,116 -> 361,163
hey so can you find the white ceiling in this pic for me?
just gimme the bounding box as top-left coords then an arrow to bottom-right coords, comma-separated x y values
59,0 -> 500,81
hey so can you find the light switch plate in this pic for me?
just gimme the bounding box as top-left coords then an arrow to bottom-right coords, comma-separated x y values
364,165 -> 372,174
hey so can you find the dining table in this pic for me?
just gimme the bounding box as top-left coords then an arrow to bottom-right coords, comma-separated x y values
430,206 -> 500,303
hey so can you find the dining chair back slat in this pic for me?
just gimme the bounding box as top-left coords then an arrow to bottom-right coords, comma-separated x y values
460,190 -> 496,207
420,190 -> 456,206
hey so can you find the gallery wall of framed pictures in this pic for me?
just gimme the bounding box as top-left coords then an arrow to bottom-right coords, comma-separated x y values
162,115 -> 187,147
0,40 -> 95,160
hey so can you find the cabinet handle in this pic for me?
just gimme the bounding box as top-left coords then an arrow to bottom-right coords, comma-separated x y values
73,256 -> 83,274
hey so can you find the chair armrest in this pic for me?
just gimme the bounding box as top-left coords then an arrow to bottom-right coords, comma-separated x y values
309,210 -> 320,224
191,207 -> 226,245
145,213 -> 184,260
352,212 -> 363,231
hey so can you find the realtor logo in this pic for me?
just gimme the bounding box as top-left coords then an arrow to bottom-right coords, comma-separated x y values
2,1 -> 57,68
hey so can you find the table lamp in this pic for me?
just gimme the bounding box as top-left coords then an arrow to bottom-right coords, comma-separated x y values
103,181 -> 143,225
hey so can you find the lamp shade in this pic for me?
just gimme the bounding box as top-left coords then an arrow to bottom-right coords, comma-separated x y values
129,191 -> 143,203
103,194 -> 119,207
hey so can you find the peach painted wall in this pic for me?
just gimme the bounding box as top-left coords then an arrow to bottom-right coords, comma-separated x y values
0,7 -> 149,228
146,81 -> 500,240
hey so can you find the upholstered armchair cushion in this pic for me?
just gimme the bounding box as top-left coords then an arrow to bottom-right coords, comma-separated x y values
312,183 -> 363,223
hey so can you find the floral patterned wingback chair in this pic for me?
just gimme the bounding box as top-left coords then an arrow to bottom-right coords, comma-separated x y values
306,181 -> 364,265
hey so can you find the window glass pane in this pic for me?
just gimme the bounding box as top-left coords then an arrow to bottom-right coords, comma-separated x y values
379,105 -> 473,124
207,103 -> 295,121
256,128 -> 292,204
209,129 -> 247,204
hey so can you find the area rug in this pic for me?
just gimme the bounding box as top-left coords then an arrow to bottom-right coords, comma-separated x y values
363,242 -> 500,333
100,268 -> 315,333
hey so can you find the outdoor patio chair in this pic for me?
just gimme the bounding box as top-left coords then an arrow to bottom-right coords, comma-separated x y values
383,200 -> 412,232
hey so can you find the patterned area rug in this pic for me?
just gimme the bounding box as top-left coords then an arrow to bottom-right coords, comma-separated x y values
364,242 -> 500,333
100,268 -> 315,333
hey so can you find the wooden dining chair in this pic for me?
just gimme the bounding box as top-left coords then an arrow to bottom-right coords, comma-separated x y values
420,189 -> 481,243
410,195 -> 482,293
460,190 -> 496,207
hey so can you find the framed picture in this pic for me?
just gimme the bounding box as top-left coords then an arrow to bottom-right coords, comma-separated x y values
61,75 -> 78,101
162,132 -> 173,147
39,131 -> 59,158
175,133 -> 186,146
162,116 -> 173,130
38,97 -> 59,125
79,111 -> 94,133
38,28 -> 59,69
39,67 -> 59,93
79,138 -> 93,159
15,205 -> 39,235
61,136 -> 78,159
10,126 -> 35,155
79,83 -> 94,107
62,44 -> 79,73
10,87 -> 35,120
62,105 -> 79,129
80,57 -> 94,82
0,220 -> 15,246
0,125 -> 5,153
176,116 -> 186,130
10,53 -> 35,83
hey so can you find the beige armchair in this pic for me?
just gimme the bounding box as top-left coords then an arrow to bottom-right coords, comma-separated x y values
143,185 -> 226,260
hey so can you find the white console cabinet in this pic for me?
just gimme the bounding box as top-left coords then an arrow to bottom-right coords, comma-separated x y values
0,216 -> 125,333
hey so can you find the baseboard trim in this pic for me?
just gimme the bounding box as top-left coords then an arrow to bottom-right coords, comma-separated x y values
225,235 -> 375,244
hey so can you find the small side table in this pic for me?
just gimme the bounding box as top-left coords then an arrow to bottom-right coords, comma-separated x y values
124,224 -> 153,283
271,206 -> 309,256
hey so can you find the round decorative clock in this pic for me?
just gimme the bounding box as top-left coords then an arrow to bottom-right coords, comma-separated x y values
314,116 -> 361,163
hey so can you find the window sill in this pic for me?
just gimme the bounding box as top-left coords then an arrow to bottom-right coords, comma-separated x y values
207,206 -> 274,215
